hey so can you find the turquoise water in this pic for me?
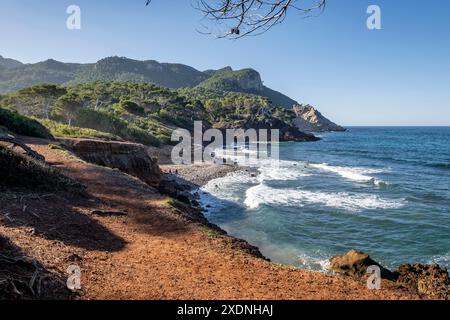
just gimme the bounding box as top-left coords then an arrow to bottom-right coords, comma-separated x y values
200,127 -> 450,271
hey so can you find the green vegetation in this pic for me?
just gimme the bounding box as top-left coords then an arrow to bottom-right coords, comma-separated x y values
47,143 -> 81,160
0,56 -> 297,108
1,80 -> 302,146
74,108 -> 159,145
38,119 -> 116,139
195,67 -> 297,107
0,81 -> 202,146
0,56 -> 207,93
197,67 -> 260,92
2,83 -> 67,118
202,226 -> 222,238
116,100 -> 145,116
178,87 -> 297,129
0,145 -> 84,192
0,107 -> 52,138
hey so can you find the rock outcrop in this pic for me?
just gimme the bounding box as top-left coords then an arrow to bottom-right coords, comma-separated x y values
234,118 -> 321,142
279,126 -> 320,142
329,250 -> 450,299
61,138 -> 162,187
329,249 -> 395,280
292,104 -> 346,133
396,264 -> 449,299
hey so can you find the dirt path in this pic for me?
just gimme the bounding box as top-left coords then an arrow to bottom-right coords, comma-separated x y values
0,139 -> 418,300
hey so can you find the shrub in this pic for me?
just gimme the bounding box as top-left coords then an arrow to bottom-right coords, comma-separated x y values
119,100 -> 145,115
75,109 -> 126,134
75,109 -> 160,146
0,107 -> 52,139
158,109 -> 192,129
120,125 -> 161,147
38,119 -> 116,139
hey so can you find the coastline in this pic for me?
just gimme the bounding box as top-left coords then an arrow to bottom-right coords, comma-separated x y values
161,163 -> 246,187
0,137 -> 426,299
160,163 -> 267,260
160,163 -> 258,187
161,162 -> 450,300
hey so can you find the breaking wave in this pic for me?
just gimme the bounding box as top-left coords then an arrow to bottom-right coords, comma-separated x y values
244,183 -> 404,211
310,163 -> 388,186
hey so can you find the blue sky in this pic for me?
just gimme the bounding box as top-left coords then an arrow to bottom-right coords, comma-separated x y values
0,0 -> 449,125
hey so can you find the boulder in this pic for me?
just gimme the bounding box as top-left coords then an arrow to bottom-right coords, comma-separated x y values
279,126 -> 320,142
61,138 -> 162,187
395,264 -> 449,299
157,178 -> 195,205
329,249 -> 395,280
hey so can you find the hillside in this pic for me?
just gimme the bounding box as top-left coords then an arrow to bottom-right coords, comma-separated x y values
0,55 -> 23,69
71,57 -> 208,89
196,67 -> 297,107
0,59 -> 82,93
0,55 -> 345,133
0,56 -> 296,108
0,81 -> 318,148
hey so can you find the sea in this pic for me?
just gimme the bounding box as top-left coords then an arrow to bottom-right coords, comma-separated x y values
199,127 -> 450,271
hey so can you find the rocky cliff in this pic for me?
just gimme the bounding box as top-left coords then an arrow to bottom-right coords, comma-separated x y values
292,104 -> 346,133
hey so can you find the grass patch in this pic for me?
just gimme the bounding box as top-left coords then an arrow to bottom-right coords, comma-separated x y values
38,119 -> 116,140
163,197 -> 181,210
47,143 -> 79,160
201,226 -> 222,238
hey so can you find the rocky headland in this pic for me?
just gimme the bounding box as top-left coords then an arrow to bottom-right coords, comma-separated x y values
293,104 -> 346,133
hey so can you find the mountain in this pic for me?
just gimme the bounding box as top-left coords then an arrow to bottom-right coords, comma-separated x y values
196,67 -> 297,107
293,104 -> 346,132
0,55 -> 23,69
0,56 -> 295,107
0,55 -> 344,133
0,59 -> 82,93
71,57 -> 208,88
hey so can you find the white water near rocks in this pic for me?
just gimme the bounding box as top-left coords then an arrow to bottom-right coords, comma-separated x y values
199,128 -> 450,271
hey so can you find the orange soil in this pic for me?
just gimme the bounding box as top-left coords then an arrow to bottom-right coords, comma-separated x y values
0,138 -> 418,300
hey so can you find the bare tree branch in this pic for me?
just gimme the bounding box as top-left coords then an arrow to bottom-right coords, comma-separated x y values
0,137 -> 46,162
146,0 -> 326,39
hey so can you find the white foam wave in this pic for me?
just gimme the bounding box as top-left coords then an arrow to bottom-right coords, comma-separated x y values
257,242 -> 330,271
244,184 -> 404,211
297,253 -> 330,271
310,163 -> 387,186
257,162 -> 310,182
201,171 -> 258,206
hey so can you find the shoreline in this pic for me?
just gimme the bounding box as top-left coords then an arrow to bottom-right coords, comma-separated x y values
160,162 -> 450,299
161,163 -> 247,187
0,137 -> 432,299
160,163 -> 268,260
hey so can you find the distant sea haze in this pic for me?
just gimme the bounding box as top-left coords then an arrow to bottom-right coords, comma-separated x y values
200,127 -> 450,270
